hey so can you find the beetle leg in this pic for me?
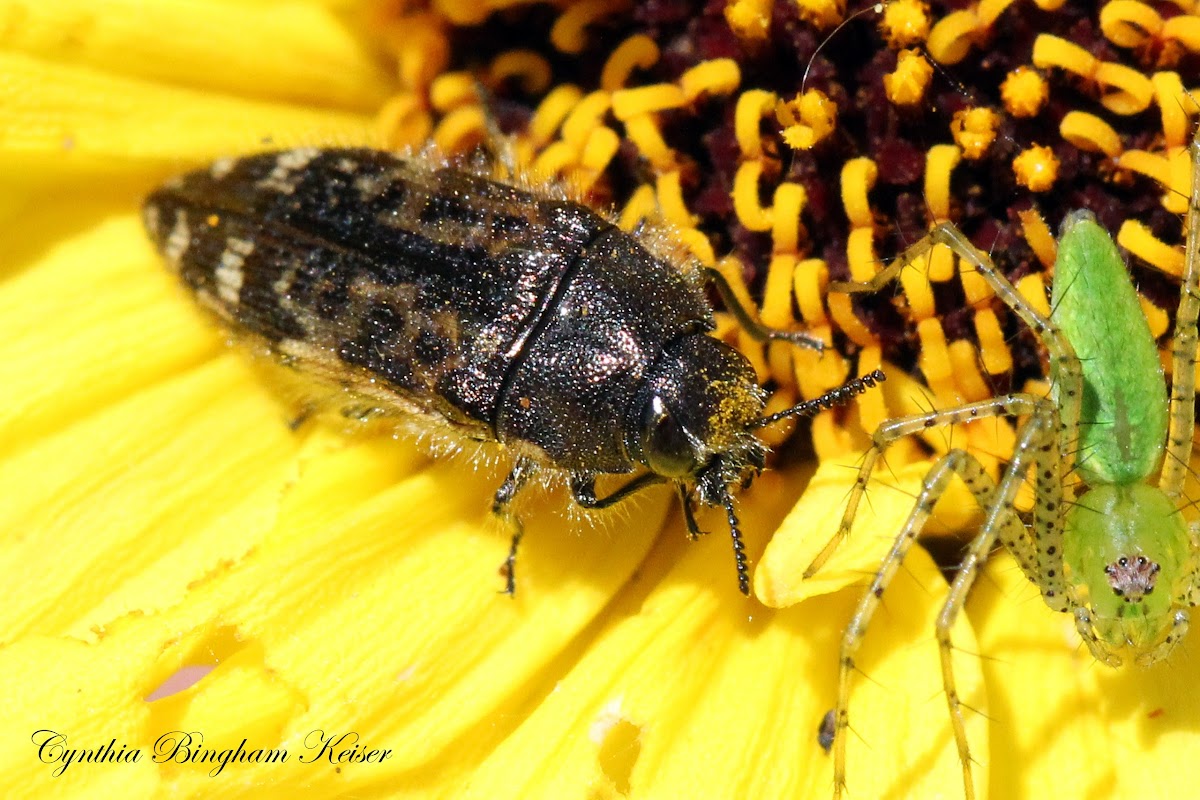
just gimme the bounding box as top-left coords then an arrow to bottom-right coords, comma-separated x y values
702,266 -> 825,352
493,456 -> 539,596
677,484 -> 706,541
569,471 -> 666,509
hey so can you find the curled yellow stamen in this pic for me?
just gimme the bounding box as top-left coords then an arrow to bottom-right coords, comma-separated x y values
1018,208 -> 1057,270
676,227 -> 717,266
793,258 -> 830,326
884,48 -> 933,106
771,182 -> 808,255
390,12 -> 449,91
926,9 -> 980,64
489,50 -> 553,94
561,91 -> 612,148
551,0 -> 631,54
948,339 -> 991,401
1118,220 -> 1186,278
617,185 -> 658,231
900,262 -> 936,319
429,71 -> 476,112
375,93 -> 432,148
1015,273 -> 1051,317
1001,66 -> 1049,118
1032,34 -> 1153,113
924,144 -> 961,220
528,84 -> 584,146
1100,0 -> 1162,48
574,126 -> 620,190
622,113 -> 676,169
1152,71 -> 1191,149
827,293 -> 877,347
735,89 -> 779,159
611,83 -> 686,120
950,107 -> 999,159
1060,111 -> 1123,157
657,170 -> 699,228
600,35 -> 659,92
432,104 -> 486,154
840,157 -> 878,229
959,266 -> 993,307
974,309 -> 1013,375
847,227 -> 879,283
732,161 -> 774,232
680,59 -> 741,102
1012,145 -> 1059,191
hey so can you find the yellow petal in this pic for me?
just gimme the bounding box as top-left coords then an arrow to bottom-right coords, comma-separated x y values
0,0 -> 392,110
0,52 -> 380,179
463,470 -> 986,798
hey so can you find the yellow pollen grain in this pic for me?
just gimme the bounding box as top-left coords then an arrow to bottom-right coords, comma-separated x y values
680,59 -> 741,101
794,0 -> 847,30
974,309 -> 1013,374
732,161 -> 774,232
771,182 -> 808,254
950,107 -> 999,159
1000,67 -> 1048,117
601,34 -> 659,92
550,0 -> 630,54
1060,111 -> 1123,157
884,49 -> 933,106
1118,220 -> 1187,278
879,0 -> 931,47
611,83 -> 686,120
1018,207 -> 1057,269
490,50 -> 553,94
725,0 -> 772,40
623,113 -> 676,169
1012,145 -> 1059,191
793,259 -> 830,326
840,157 -> 878,228
206,214 -> 220,227
924,144 -> 962,220
1100,0 -> 1163,48
735,89 -> 778,159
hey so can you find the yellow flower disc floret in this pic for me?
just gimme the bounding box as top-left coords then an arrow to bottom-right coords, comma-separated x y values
879,0 -> 931,48
884,49 -> 933,106
1000,66 -> 1048,117
950,107 -> 999,159
1012,144 -> 1059,191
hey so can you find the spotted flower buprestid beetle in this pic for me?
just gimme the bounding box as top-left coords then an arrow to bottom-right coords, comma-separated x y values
142,146 -> 884,595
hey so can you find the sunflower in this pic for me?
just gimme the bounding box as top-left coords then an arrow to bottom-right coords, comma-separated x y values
1,1 -> 1199,798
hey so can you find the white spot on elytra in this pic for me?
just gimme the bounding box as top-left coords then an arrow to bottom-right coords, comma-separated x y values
209,157 -> 236,179
163,211 -> 191,267
143,204 -> 161,237
256,147 -> 321,195
214,237 -> 254,305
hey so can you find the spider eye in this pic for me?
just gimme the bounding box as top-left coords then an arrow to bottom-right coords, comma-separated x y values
640,395 -> 700,477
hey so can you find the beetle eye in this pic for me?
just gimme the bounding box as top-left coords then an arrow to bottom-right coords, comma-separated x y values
641,395 -> 700,477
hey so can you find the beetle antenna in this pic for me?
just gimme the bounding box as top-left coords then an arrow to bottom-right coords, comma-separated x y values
750,369 -> 886,429
721,489 -> 751,596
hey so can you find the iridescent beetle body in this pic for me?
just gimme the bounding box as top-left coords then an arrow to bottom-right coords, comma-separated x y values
144,147 -> 882,593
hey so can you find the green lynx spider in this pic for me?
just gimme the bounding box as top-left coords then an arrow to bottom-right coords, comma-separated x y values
812,130 -> 1200,799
